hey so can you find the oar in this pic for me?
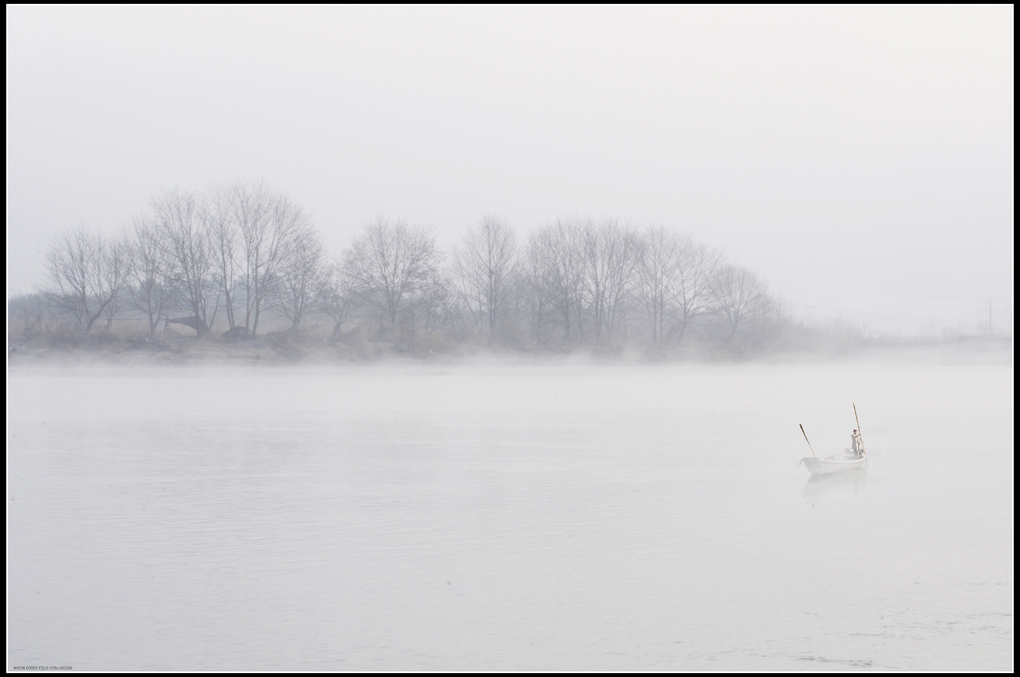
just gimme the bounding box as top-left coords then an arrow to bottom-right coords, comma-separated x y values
853,403 -> 866,456
799,424 -> 817,457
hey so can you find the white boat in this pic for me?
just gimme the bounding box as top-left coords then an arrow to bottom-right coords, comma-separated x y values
800,450 -> 867,475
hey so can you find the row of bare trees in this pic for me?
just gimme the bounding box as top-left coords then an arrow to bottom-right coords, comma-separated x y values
37,184 -> 782,353
45,181 -> 321,338
463,217 -> 779,350
45,229 -> 132,334
150,182 -> 321,337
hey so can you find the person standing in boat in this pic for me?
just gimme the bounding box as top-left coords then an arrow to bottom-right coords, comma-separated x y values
851,429 -> 864,457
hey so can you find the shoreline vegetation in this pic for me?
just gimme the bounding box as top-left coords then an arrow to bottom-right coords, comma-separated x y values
9,180 -> 1013,367
7,315 -> 1012,367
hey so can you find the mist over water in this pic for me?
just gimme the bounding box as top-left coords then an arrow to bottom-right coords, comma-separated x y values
7,354 -> 1013,670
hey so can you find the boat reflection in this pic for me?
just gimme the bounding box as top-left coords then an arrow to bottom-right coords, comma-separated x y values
803,467 -> 868,501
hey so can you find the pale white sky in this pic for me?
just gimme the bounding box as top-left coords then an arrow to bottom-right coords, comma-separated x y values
6,5 -> 1014,334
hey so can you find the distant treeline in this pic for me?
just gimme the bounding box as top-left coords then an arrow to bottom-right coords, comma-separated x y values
13,180 -> 798,357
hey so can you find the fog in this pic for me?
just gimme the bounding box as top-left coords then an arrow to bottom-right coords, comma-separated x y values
6,7 -> 1014,672
7,354 -> 1013,670
6,6 -> 1014,334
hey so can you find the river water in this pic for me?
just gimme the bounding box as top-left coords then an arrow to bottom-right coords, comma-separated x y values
7,353 -> 1013,670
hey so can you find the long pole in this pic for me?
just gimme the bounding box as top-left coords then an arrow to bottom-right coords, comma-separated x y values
799,424 -> 817,457
853,403 -> 865,455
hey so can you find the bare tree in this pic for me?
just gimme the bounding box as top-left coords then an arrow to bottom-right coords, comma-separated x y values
347,217 -> 442,329
635,227 -> 721,348
524,221 -> 587,347
152,188 -> 217,335
276,224 -> 323,330
580,219 -> 639,346
635,226 -> 680,348
232,180 -> 273,335
98,232 -> 133,331
407,268 -> 455,338
670,236 -> 721,345
495,267 -> 528,347
45,227 -> 131,334
231,181 -> 308,335
205,185 -> 242,333
710,264 -> 774,342
521,230 -> 558,347
318,254 -> 358,340
451,215 -> 519,343
128,218 -> 175,337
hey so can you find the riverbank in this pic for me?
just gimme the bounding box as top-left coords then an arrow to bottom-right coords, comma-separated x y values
7,331 -> 1012,368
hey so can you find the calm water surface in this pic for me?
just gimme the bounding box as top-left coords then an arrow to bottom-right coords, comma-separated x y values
7,356 -> 1013,670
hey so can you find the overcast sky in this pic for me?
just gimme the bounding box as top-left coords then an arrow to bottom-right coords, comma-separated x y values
6,6 -> 1013,334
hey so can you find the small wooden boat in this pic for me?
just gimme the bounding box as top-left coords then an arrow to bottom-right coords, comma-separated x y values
798,410 -> 868,476
800,450 -> 867,476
